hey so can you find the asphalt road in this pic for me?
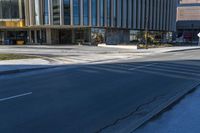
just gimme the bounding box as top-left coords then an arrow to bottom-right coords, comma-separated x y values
1,49 -> 200,133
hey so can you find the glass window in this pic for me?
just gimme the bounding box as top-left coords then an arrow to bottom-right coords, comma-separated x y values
0,0 -> 20,19
64,0 -> 70,25
52,0 -> 60,25
11,0 -> 19,18
83,0 -> 89,25
117,0 -> 122,27
121,0 -> 123,27
2,0 -> 11,19
44,0 -> 49,24
100,0 -> 104,26
107,0 -> 111,27
73,0 -> 80,25
113,0 -> 117,27
91,0 -> 97,26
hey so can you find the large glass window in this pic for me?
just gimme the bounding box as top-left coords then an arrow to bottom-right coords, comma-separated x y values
83,0 -> 89,25
52,0 -> 60,25
64,0 -> 70,25
99,0 -> 104,26
107,0 -> 111,26
11,0 -> 19,18
113,0 -> 117,27
2,0 -> 11,19
44,0 -> 49,24
73,0 -> 80,25
91,0 -> 97,26
0,0 -> 20,19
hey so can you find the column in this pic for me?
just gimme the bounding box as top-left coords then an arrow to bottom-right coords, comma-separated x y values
60,0 -> 64,25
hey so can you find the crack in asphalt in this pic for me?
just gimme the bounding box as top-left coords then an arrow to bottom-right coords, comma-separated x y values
95,94 -> 167,133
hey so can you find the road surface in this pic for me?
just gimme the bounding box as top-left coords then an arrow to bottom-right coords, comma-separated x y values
1,49 -> 200,133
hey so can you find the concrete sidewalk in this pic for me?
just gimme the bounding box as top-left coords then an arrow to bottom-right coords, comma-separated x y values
135,86 -> 200,133
0,45 -> 200,76
98,44 -> 200,53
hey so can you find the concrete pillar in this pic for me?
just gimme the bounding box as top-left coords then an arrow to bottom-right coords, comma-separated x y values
60,0 -> 64,25
97,0 -> 100,27
80,0 -> 83,25
34,30 -> 37,43
89,0 -> 92,26
104,0 -> 107,27
72,29 -> 75,44
24,0 -> 30,26
70,0 -> 73,25
18,0 -> 23,19
49,0 -> 53,25
46,29 -> 52,44
29,0 -> 35,26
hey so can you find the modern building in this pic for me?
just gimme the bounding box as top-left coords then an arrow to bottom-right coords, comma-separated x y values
0,0 -> 26,45
177,0 -> 200,43
0,0 -> 178,45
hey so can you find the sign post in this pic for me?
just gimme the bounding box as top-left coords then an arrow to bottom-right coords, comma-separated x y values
198,33 -> 200,46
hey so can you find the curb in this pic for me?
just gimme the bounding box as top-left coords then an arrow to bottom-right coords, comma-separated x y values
164,47 -> 200,53
0,66 -> 58,76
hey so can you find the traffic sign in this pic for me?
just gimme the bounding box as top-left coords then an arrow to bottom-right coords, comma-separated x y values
198,33 -> 200,37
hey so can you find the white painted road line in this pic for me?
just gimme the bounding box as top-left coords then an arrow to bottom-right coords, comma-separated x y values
0,92 -> 32,102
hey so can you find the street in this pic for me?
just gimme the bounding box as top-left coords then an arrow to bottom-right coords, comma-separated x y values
1,49 -> 200,133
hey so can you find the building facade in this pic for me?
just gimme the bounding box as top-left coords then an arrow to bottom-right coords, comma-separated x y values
177,0 -> 200,43
0,0 -> 178,45
0,0 -> 26,44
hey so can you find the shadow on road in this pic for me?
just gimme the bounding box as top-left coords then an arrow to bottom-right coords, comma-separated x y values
0,59 -> 200,133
